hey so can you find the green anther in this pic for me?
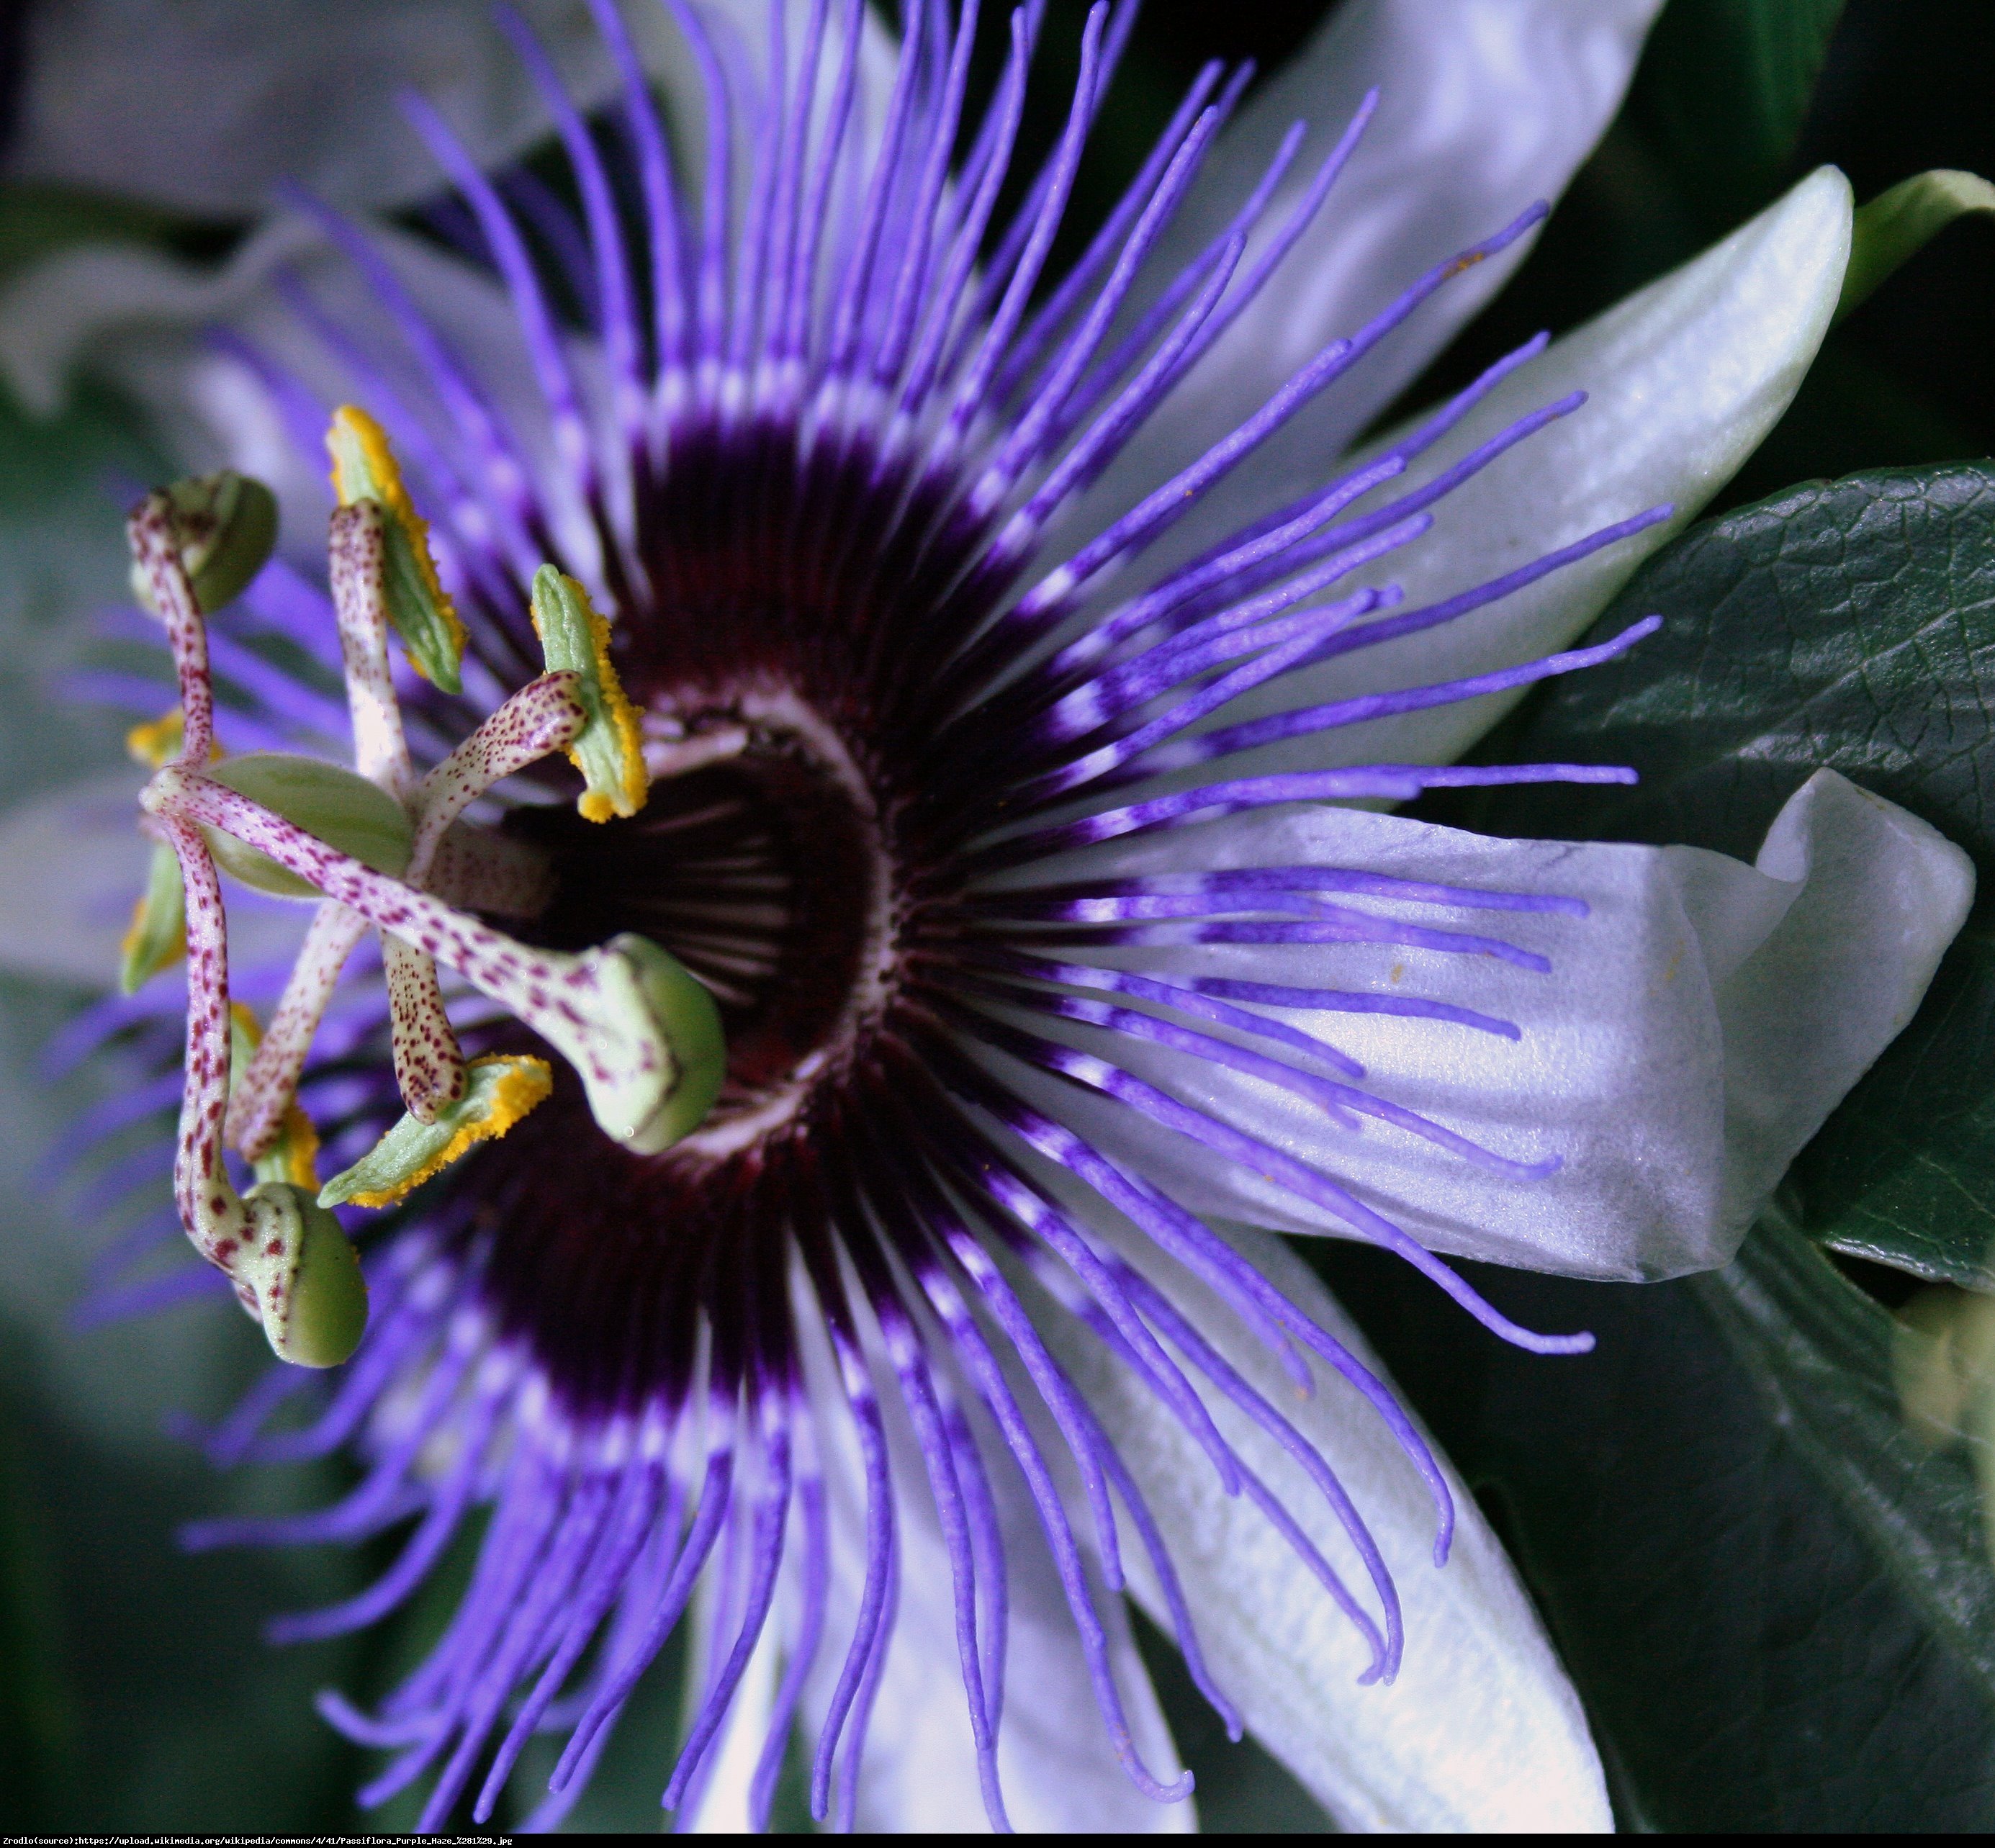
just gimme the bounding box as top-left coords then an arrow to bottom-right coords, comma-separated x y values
244,1181 -> 369,1368
199,752 -> 415,899
119,838 -> 187,993
529,565 -> 649,822
320,1054 -> 553,1209
326,405 -> 466,693
129,470 -> 279,616
610,934 -> 725,1154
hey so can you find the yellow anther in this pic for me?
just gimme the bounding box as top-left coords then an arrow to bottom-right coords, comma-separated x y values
325,404 -> 468,690
320,1054 -> 553,1209
529,566 -> 648,822
274,1106 -> 323,1191
127,707 -> 220,770
127,708 -> 185,770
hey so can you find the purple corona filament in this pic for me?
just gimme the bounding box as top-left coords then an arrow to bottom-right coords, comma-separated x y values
65,0 -> 1670,1830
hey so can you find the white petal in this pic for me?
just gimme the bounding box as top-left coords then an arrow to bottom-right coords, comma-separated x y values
0,224 -> 418,610
1040,1214 -> 1611,1831
1189,168 -> 1854,780
1009,771 -> 1971,1281
6,0 -> 783,216
0,213 -> 605,590
1074,0 -> 1664,541
1708,770 -> 1976,1228
680,1572 -> 783,1834
801,1298 -> 1190,1832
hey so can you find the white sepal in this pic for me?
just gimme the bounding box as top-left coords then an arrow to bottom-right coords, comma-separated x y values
797,1281 -> 1192,1833
1076,0 -> 1665,546
0,776 -> 154,986
0,775 -> 299,988
6,0 -> 782,216
1197,168 -> 1855,779
1040,1214 -> 1611,1831
1012,771 -> 1971,1281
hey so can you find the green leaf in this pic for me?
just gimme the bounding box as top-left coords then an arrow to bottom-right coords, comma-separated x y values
1697,1210 -> 1995,1694
1449,465 -> 1995,1290
1839,171 -> 1995,321
1633,0 -> 1847,213
0,184 -> 203,288
0,1322 -> 370,1829
1310,1232 -> 1995,1829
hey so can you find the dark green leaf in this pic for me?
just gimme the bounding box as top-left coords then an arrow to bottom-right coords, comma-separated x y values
1447,466 -> 1995,1290
1633,0 -> 1847,217
0,378 -> 169,805
2,1325 -> 371,1829
1309,1232 -> 1995,1830
1713,342 -> 1986,516
0,185 -> 183,287
0,183 -> 241,290
1696,1210 -> 1995,1695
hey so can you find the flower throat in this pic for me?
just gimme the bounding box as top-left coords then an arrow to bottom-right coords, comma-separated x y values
510,681 -> 900,1160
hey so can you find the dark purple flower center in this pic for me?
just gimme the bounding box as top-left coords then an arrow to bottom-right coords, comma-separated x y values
474,428 -> 984,1410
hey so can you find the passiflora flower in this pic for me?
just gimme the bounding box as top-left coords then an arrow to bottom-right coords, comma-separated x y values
0,0 -> 1974,1833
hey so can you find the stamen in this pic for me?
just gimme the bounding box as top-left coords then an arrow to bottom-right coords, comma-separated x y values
327,404 -> 469,692
155,801 -> 368,1369
528,566 -> 649,821
382,930 -> 468,1124
328,499 -> 415,791
127,470 -> 277,622
124,457 -> 727,1376
127,492 -> 228,763
320,1054 -> 554,1208
151,760 -> 718,1151
407,672 -> 586,877
228,902 -> 369,1159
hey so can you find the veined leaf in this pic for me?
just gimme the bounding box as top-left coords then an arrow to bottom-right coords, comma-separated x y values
1697,1210 -> 1995,1695
1310,1232 -> 1995,1830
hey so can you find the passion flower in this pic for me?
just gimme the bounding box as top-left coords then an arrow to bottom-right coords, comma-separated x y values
4,0 -> 1973,1834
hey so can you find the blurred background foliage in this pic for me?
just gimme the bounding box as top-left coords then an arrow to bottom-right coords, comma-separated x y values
1,0 -> 1994,1831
